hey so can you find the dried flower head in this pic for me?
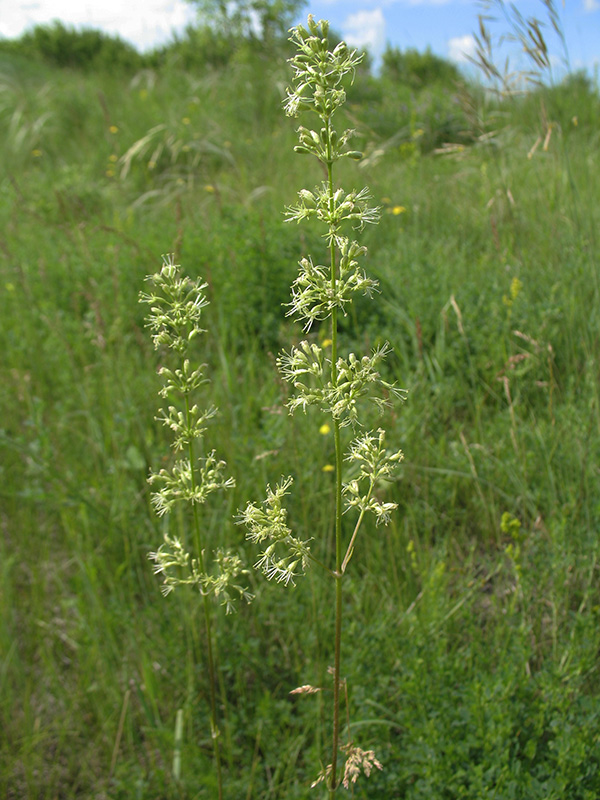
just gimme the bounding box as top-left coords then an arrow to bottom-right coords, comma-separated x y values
341,744 -> 383,789
290,684 -> 321,696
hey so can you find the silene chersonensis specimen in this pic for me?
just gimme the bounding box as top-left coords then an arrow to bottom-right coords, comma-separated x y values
140,258 -> 252,799
239,16 -> 406,795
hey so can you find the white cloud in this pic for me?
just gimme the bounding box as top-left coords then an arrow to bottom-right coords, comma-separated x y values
0,0 -> 196,51
448,33 -> 476,63
323,0 -> 453,5
583,0 -> 600,11
342,8 -> 386,59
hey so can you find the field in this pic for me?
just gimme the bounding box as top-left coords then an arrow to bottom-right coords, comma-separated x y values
1,19 -> 600,799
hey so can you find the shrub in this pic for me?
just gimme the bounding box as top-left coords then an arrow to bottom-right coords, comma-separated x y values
0,22 -> 144,72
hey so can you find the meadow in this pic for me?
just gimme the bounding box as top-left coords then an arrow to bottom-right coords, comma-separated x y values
1,18 -> 600,799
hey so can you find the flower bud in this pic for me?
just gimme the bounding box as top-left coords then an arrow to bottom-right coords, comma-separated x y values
298,189 -> 316,207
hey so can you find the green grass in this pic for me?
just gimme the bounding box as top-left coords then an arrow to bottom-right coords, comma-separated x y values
0,37 -> 599,799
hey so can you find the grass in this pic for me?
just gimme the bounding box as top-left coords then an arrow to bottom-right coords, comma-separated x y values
0,24 -> 599,798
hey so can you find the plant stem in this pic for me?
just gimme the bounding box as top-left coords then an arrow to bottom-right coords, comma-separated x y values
340,506 -> 368,575
185,394 -> 224,800
327,138 -> 344,797
330,408 -> 343,797
331,550 -> 343,797
305,550 -> 337,577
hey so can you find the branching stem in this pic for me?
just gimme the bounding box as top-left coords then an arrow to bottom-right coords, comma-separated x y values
305,550 -> 337,577
340,503 -> 369,575
185,394 -> 223,800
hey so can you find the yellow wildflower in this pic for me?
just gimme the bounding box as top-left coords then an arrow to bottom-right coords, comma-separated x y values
391,206 -> 406,216
322,464 -> 335,473
510,277 -> 523,301
319,423 -> 331,435
502,277 -> 523,309
109,125 -> 119,134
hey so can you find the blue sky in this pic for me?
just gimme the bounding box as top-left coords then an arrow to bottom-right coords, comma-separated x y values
319,0 -> 600,77
1,0 -> 598,78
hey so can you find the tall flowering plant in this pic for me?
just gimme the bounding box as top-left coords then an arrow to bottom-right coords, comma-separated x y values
140,256 -> 251,798
240,16 -> 405,795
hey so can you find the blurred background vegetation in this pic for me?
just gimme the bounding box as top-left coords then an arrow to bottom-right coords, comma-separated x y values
1,6 -> 600,798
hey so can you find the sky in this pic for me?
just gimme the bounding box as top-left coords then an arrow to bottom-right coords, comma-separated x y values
0,0 -> 598,78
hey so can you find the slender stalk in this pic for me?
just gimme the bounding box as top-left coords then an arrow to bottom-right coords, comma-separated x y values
185,394 -> 223,800
340,506 -> 368,575
200,591 -> 223,800
330,559 -> 343,797
327,140 -> 344,797
305,550 -> 337,577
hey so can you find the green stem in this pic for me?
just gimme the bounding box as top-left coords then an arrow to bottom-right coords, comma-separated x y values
340,479 -> 376,574
327,134 -> 344,798
305,550 -> 337,578
185,394 -> 224,800
330,416 -> 343,797
340,507 -> 367,575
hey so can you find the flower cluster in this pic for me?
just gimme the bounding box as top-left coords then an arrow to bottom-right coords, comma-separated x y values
154,403 -> 217,451
311,744 -> 383,790
148,452 -> 235,517
239,477 -> 312,586
140,254 -> 208,353
286,186 -> 379,231
341,744 -> 383,789
287,237 -> 378,331
284,16 -> 362,128
278,341 -> 405,427
344,429 -> 404,526
140,255 -> 249,610
149,536 -> 251,612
